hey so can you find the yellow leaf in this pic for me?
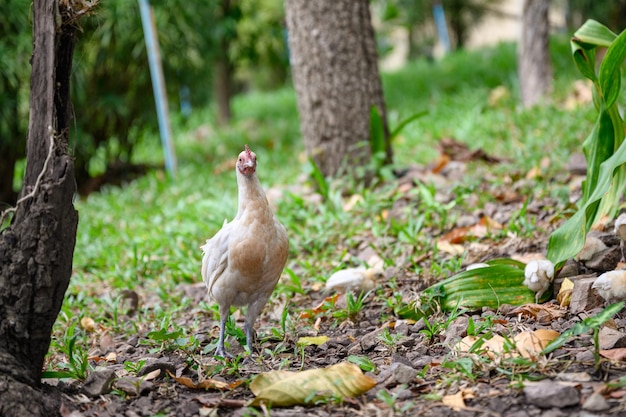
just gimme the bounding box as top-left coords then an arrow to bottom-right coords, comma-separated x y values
80,317 -> 96,332
249,362 -> 376,407
557,278 -> 574,307
297,336 -> 330,347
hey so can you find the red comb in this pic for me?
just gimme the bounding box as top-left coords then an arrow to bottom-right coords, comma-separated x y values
245,144 -> 252,156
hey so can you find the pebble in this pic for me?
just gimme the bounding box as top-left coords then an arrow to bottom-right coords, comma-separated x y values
582,392 -> 610,411
82,369 -> 116,397
523,380 -> 580,409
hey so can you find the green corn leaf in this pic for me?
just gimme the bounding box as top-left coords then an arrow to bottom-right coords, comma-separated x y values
599,27 -> 626,108
571,19 -> 617,48
369,106 -> 385,156
548,135 -> 626,265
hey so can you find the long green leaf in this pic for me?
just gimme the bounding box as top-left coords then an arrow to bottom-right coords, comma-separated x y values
570,20 -> 617,83
369,106 -> 385,156
571,19 -> 617,48
548,137 -> 626,265
389,110 -> 427,139
599,28 -> 626,108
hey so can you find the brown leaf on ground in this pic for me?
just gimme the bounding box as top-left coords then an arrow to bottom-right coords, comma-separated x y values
438,137 -> 506,163
442,389 -> 474,411
440,216 -> 502,245
167,371 -> 241,391
507,303 -> 567,324
600,348 -> 626,361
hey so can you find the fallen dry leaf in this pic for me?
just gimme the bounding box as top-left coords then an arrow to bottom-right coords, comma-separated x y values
297,336 -> 329,347
249,362 -> 376,407
441,389 -> 474,411
514,329 -> 560,359
507,303 -> 567,324
442,391 -> 466,411
436,239 -> 465,255
557,278 -> 574,307
600,348 -> 626,361
300,294 -> 340,319
167,371 -> 240,391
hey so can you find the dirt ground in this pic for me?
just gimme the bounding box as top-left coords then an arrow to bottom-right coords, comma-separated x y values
51,152 -> 626,417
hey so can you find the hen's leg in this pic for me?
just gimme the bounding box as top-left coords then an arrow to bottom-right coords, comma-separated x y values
215,304 -> 233,358
244,297 -> 269,354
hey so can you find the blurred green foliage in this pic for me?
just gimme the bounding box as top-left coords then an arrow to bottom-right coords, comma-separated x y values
0,0 -> 31,203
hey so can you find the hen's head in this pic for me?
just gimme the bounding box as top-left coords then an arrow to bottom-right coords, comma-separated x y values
237,144 -> 257,177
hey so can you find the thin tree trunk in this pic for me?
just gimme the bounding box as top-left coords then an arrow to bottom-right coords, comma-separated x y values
285,0 -> 391,178
213,0 -> 233,126
519,0 -> 552,108
0,0 -> 80,415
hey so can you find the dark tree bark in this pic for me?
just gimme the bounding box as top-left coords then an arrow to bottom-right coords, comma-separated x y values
285,0 -> 391,178
519,0 -> 552,108
0,0 -> 80,415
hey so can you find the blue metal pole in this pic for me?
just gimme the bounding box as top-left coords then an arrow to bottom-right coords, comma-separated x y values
433,2 -> 451,55
138,0 -> 177,177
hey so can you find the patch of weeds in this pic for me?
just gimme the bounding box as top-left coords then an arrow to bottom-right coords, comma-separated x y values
333,290 -> 371,322
123,359 -> 147,375
143,314 -> 199,353
442,356 -> 476,381
419,304 -> 465,343
43,323 -> 90,380
377,327 -> 403,353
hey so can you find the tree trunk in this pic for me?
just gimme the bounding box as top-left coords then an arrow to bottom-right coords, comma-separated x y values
213,0 -> 234,126
0,0 -> 79,415
285,0 -> 391,178
519,0 -> 552,108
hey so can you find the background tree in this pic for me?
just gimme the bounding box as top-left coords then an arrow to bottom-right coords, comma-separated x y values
444,0 -> 504,49
518,0 -> 552,107
285,0 -> 390,178
0,0 -> 83,415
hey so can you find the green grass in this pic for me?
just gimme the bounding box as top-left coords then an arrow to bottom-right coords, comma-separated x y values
47,36 -> 598,381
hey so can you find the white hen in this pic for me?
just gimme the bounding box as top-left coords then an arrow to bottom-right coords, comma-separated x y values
201,145 -> 289,358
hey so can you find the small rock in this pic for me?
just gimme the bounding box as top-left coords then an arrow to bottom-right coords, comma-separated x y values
523,380 -> 580,408
409,318 -> 426,333
390,362 -> 417,385
359,327 -> 385,352
82,369 -> 116,397
556,372 -> 592,382
115,377 -> 153,396
599,326 -> 626,350
582,392 -> 610,411
377,362 -> 417,387
568,275 -> 605,314
394,321 -> 410,336
137,359 -> 176,379
585,247 -> 622,272
443,316 -> 468,346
